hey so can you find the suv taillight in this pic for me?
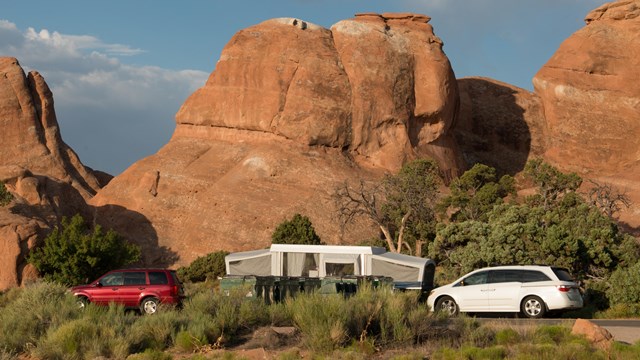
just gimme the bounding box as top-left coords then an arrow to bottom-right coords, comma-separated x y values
557,285 -> 571,292
171,285 -> 179,296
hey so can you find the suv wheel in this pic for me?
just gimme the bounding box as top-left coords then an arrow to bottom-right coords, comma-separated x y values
76,296 -> 89,310
435,296 -> 459,316
140,297 -> 160,315
521,295 -> 546,319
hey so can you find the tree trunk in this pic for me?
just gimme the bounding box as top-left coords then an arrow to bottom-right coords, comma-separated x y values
415,240 -> 424,257
396,211 -> 411,254
379,225 -> 397,252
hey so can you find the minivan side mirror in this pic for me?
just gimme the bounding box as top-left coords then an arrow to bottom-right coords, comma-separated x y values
94,282 -> 103,288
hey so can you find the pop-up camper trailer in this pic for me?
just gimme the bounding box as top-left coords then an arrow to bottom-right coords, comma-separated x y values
225,244 -> 436,291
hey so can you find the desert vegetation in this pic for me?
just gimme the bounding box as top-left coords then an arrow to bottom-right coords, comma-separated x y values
28,214 -> 141,286
2,280 -> 640,359
335,159 -> 640,315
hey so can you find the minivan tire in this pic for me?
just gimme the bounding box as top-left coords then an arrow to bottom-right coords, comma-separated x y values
435,296 -> 459,316
521,295 -> 546,319
140,297 -> 160,315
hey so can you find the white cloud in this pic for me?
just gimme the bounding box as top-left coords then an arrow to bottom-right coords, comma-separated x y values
0,20 -> 209,174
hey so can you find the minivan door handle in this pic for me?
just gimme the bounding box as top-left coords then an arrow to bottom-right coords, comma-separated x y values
138,287 -> 146,290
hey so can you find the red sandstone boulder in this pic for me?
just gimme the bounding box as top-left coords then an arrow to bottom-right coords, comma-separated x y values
572,319 -> 614,350
0,58 -> 106,290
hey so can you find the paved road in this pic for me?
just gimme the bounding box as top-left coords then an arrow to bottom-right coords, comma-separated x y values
476,318 -> 640,344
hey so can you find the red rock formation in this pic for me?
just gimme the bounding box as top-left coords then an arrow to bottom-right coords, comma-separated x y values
0,57 -> 105,290
455,77 -> 546,175
93,13 -> 464,266
533,0 -> 640,175
532,0 -> 640,231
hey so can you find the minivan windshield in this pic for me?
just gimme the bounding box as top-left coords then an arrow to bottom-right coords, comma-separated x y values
551,267 -> 575,282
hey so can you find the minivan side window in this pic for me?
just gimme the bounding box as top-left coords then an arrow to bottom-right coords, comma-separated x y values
522,270 -> 551,282
124,272 -> 147,285
458,271 -> 488,286
488,270 -> 521,283
149,271 -> 169,285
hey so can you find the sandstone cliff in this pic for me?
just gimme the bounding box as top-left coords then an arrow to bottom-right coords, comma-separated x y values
0,57 -> 105,289
532,0 -> 640,231
90,13 -> 465,266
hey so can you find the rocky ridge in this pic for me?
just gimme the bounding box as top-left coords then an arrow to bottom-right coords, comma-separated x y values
0,58 -> 106,289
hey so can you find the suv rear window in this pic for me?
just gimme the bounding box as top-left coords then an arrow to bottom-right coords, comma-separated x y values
149,271 -> 169,285
551,267 -> 575,281
124,272 -> 147,285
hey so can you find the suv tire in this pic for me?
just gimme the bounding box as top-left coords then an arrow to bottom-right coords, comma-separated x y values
521,295 -> 546,319
140,297 -> 160,315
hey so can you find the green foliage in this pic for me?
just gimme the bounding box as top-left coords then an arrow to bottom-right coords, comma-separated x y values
524,158 -> 582,209
177,250 -> 229,283
0,182 -> 12,207
271,213 -> 322,245
438,163 -> 515,222
382,158 -> 442,254
606,260 -> 640,305
28,214 -> 141,285
430,160 -> 639,283
0,281 -> 80,353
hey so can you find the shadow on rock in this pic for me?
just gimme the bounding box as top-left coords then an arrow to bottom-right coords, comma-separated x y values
454,77 -> 542,176
90,204 -> 179,268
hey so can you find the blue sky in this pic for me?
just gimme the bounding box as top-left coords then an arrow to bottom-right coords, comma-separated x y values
1,0 -> 605,175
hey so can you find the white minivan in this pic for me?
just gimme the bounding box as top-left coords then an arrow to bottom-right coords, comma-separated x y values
426,265 -> 583,318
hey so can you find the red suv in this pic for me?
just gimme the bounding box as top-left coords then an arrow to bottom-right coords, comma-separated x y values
70,269 -> 184,314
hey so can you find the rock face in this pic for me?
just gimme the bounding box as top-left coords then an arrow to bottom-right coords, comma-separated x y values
533,0 -> 640,175
0,57 -> 105,290
177,14 -> 463,178
92,13 -> 464,266
455,77 -> 546,175
531,0 -> 640,231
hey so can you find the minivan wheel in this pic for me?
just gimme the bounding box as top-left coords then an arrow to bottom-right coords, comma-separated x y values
140,297 -> 160,315
435,296 -> 459,316
521,296 -> 546,319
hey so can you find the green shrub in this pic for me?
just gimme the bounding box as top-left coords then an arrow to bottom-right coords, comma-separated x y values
127,310 -> 181,352
607,260 -> 640,306
177,251 -> 229,283
33,317 -> 129,360
0,182 -> 13,207
532,325 -> 571,345
127,348 -> 173,360
598,303 -> 640,318
460,345 -> 507,360
174,329 -> 207,352
610,341 -> 640,360
272,213 -> 322,245
28,214 -> 141,285
288,292 -> 349,353
495,328 -> 520,345
0,281 -> 80,353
